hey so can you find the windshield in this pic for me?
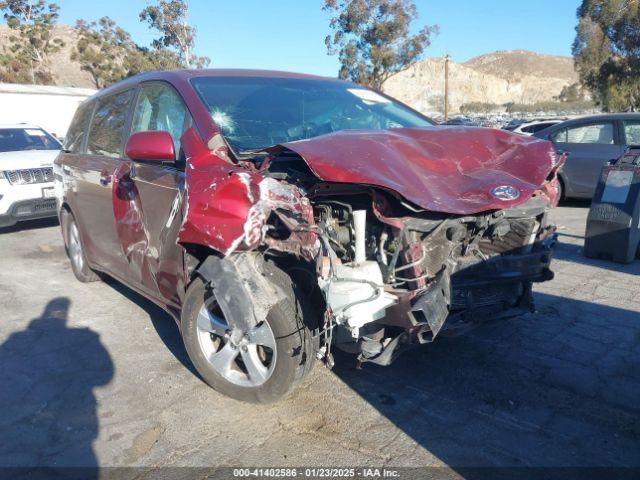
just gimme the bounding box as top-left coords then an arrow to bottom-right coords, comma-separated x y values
191,76 -> 433,153
0,128 -> 61,153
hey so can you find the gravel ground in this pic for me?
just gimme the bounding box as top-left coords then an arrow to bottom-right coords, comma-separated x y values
0,204 -> 638,477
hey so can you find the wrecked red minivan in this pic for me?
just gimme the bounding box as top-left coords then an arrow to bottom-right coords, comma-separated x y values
54,70 -> 562,402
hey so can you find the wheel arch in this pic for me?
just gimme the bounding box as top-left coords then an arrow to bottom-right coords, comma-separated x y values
58,202 -> 72,246
556,171 -> 568,200
180,243 -> 322,344
180,241 -> 225,284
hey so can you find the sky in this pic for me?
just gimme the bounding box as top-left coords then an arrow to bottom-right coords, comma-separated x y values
37,0 -> 581,76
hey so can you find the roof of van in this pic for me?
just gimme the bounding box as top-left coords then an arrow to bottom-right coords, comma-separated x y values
90,68 -> 348,99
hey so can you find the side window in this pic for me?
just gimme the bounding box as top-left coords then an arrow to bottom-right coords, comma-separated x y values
64,101 -> 94,153
623,121 -> 640,145
550,128 -> 567,143
529,123 -> 554,133
87,89 -> 134,158
131,83 -> 189,153
554,123 -> 614,145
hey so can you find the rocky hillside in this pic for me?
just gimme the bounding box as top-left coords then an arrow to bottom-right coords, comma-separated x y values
0,24 -> 95,87
464,50 -> 577,83
383,51 -> 579,115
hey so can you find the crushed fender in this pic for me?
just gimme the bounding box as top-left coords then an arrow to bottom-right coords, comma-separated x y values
197,254 -> 289,331
178,147 -> 319,259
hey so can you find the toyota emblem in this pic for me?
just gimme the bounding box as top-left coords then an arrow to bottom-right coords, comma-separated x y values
491,185 -> 520,201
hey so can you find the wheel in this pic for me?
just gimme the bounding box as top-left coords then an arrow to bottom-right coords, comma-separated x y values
181,259 -> 315,403
62,210 -> 101,283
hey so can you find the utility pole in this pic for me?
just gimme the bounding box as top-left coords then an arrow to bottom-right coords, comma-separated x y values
444,54 -> 450,122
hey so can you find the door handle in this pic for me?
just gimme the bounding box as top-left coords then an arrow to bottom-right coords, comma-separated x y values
99,174 -> 112,186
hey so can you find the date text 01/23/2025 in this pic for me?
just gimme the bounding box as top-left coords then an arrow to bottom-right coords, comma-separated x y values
232,468 -> 400,478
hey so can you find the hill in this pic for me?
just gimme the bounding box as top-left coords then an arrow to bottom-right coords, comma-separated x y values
383,51 -> 580,115
463,50 -> 577,83
0,24 -> 95,88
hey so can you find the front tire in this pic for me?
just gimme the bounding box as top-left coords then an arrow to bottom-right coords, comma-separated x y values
181,259 -> 315,403
62,210 -> 100,283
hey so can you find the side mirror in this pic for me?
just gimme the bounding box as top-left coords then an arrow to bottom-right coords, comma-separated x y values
125,131 -> 175,162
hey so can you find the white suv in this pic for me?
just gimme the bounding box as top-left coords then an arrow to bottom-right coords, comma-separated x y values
0,125 -> 61,227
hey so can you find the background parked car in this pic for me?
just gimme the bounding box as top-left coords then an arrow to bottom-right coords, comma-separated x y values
502,118 -> 526,131
511,119 -> 563,136
0,124 -> 60,227
443,116 -> 478,126
533,113 -> 640,200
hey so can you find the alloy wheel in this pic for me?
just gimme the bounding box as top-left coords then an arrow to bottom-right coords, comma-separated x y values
68,221 -> 84,272
196,299 -> 277,387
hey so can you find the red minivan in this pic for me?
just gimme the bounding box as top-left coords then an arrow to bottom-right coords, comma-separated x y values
55,70 -> 561,402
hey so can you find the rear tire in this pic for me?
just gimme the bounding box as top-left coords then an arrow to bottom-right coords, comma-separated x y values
181,258 -> 315,403
62,210 -> 100,283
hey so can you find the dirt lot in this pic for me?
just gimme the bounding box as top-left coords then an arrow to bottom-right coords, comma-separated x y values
0,203 -> 639,476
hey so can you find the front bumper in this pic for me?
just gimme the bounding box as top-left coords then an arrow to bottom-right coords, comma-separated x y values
0,181 -> 57,227
0,197 -> 58,227
411,238 -> 556,343
360,237 -> 556,365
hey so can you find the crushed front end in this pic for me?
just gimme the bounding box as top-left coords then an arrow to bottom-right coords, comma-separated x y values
308,188 -> 557,366
180,127 -> 563,368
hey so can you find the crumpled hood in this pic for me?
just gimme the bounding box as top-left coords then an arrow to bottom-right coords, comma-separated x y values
278,127 -> 558,214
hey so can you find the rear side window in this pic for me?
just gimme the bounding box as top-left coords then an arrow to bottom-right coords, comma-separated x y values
520,124 -> 542,134
623,121 -> 640,145
523,122 -> 555,134
87,89 -> 134,158
64,101 -> 94,153
551,123 -> 614,144
550,129 -> 565,142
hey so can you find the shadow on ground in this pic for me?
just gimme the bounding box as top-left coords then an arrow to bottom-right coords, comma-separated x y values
0,298 -> 113,479
331,292 -> 640,472
0,217 -> 58,234
100,275 -> 640,471
5,277 -> 637,475
102,277 -> 199,378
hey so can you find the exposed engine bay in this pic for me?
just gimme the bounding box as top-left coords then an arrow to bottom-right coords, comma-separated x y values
179,127 -> 563,367
234,150 -> 556,366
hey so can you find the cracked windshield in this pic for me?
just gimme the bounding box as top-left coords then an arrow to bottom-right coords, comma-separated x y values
191,77 -> 433,152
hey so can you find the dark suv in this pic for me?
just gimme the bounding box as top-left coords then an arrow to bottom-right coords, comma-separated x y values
55,70 -> 561,402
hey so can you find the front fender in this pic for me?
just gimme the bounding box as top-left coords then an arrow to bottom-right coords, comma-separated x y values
178,161 -> 318,259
